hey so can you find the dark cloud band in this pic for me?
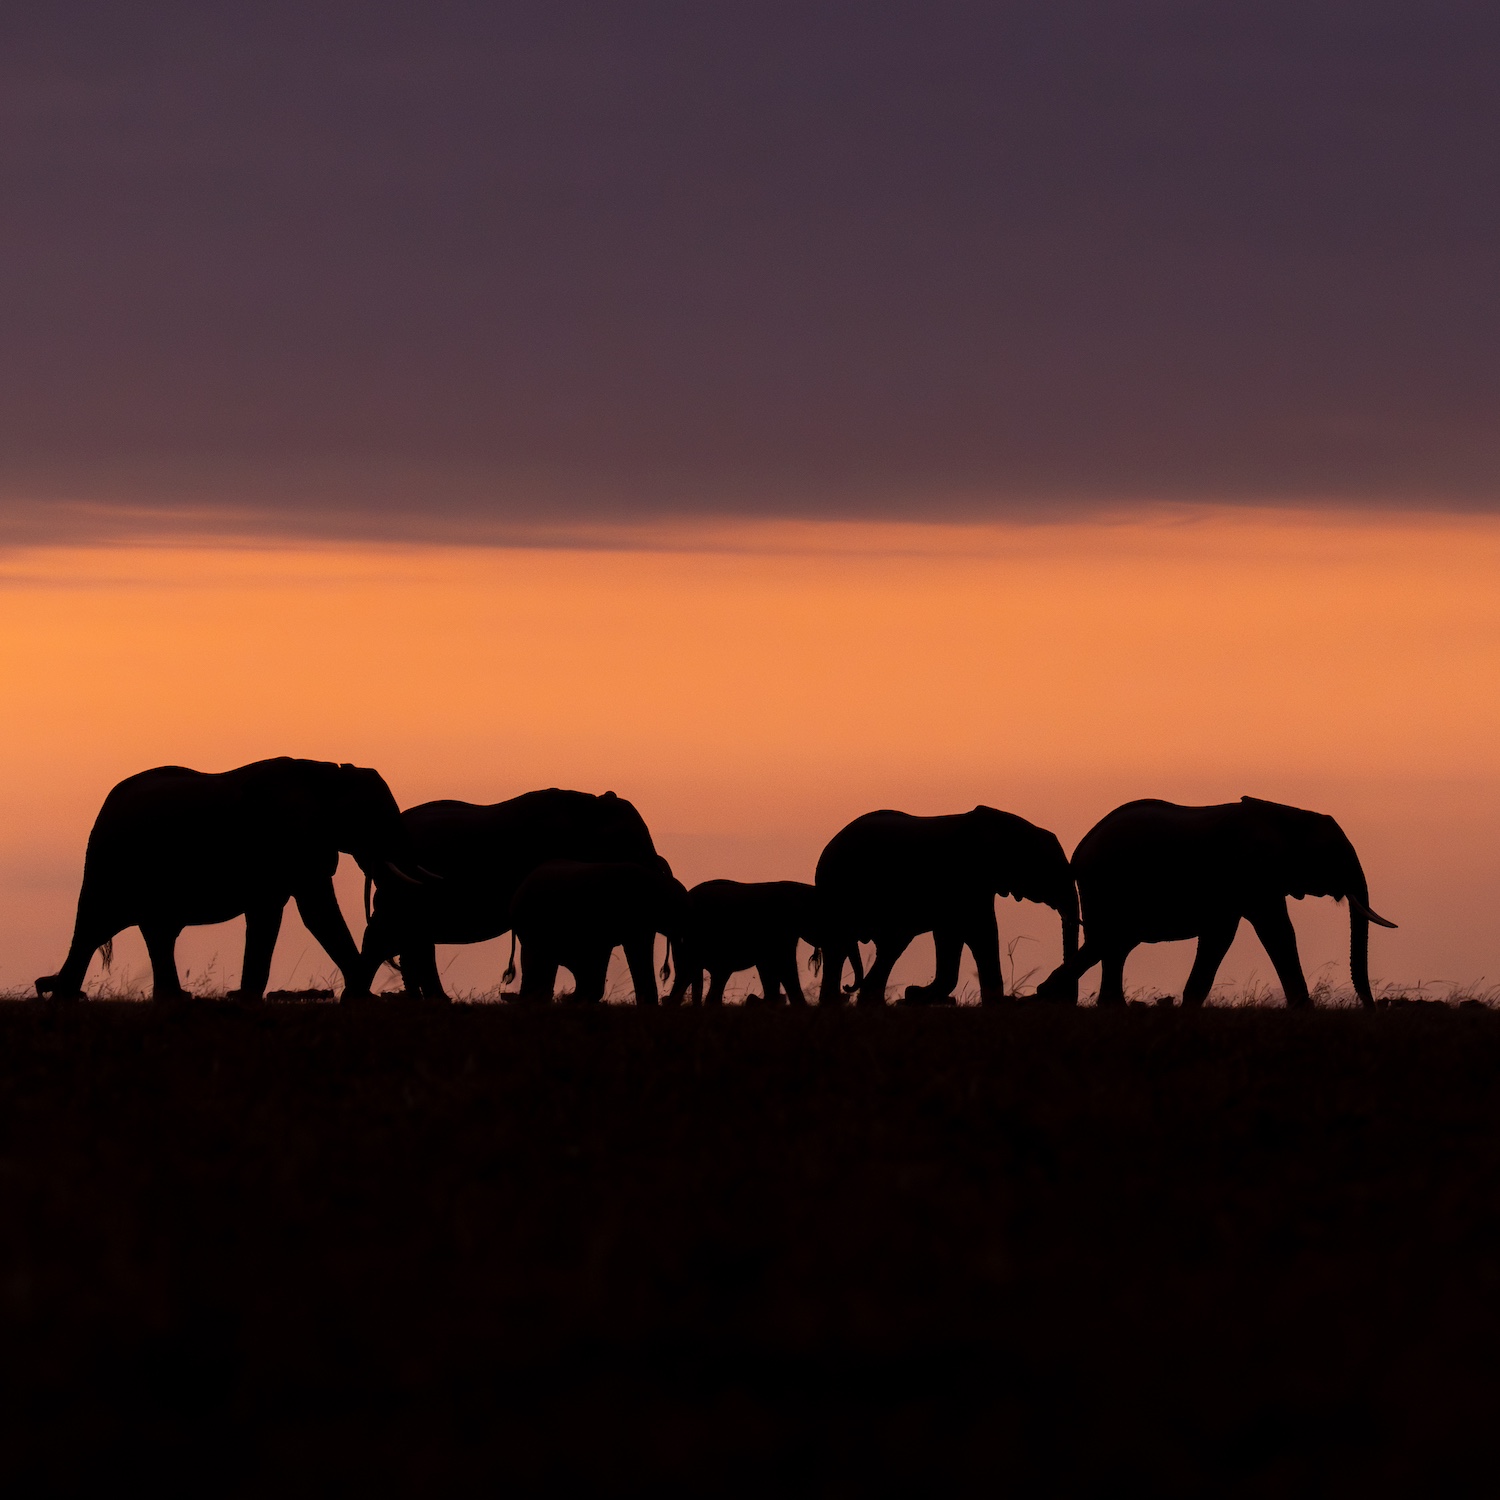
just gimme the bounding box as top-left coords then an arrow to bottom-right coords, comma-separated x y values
3,2 -> 1498,539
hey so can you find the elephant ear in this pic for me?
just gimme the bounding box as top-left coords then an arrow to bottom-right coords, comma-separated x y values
1235,803 -> 1302,898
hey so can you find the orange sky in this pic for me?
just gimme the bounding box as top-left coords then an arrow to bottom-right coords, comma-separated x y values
2,506 -> 1496,999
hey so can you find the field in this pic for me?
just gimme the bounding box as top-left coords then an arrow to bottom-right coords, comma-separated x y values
2,997 -> 1499,1496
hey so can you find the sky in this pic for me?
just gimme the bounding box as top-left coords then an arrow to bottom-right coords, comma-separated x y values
2,4 -> 1497,997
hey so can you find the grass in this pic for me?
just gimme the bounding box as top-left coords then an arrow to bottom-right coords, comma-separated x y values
11,966 -> 1498,1010
2,999 -> 1500,1495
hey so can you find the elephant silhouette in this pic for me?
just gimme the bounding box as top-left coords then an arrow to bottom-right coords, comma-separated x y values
1035,797 -> 1396,1008
815,807 -> 1080,1006
666,879 -> 863,1007
351,788 -> 662,1001
34,758 -> 421,1002
506,857 -> 687,1005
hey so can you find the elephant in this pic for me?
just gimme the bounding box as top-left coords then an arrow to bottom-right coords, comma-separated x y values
350,788 -> 661,1001
665,879 -> 865,1008
506,858 -> 688,1005
1034,797 -> 1396,1009
34,757 -> 421,1002
815,806 -> 1080,1007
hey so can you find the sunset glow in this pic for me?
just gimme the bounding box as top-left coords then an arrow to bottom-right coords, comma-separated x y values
4,506 -> 1495,997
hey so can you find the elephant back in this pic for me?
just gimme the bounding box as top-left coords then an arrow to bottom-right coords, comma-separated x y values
403,787 -> 659,884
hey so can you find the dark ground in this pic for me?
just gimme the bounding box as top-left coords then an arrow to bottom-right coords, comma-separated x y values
2,1000 -> 1499,1497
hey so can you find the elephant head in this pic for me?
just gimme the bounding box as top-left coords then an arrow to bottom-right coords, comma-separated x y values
330,763 -> 427,885
1242,797 -> 1395,1007
594,790 -> 662,864
972,806 -> 1081,999
653,854 -> 690,945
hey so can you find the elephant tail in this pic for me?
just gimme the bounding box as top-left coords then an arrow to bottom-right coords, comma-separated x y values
363,873 -> 374,925
843,943 -> 866,995
502,931 -> 518,987
99,938 -> 113,971
661,935 -> 676,984
809,947 -> 822,976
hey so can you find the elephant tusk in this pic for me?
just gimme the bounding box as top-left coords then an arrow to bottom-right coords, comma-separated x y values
416,866 -> 443,882
1347,893 -> 1397,929
383,860 -> 422,886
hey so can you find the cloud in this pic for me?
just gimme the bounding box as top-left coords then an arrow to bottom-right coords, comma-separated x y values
3,1 -> 1498,541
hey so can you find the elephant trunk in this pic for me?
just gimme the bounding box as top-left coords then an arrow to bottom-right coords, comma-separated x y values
1344,856 -> 1394,1009
1053,905 -> 1081,1004
1345,856 -> 1378,1008
1042,867 -> 1081,1003
1350,903 -> 1373,1009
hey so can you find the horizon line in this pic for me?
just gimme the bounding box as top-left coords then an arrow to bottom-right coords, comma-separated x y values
6,495 -> 1500,558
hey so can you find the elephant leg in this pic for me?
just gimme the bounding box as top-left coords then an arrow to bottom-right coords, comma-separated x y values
142,922 -> 189,1001
779,942 -> 808,1007
1182,916 -> 1240,1007
669,959 -> 703,1006
517,945 -> 559,1005
625,935 -> 660,1006
397,941 -> 446,1002
818,946 -> 852,1006
293,879 -> 364,997
349,909 -> 399,997
857,936 -> 909,1008
704,969 -> 729,1007
753,961 -> 782,1006
37,905 -> 121,999
569,946 -> 611,1005
234,900 -> 285,1000
904,926 -> 963,1005
1036,938 -> 1098,1002
1248,900 -> 1311,1009
400,957 -> 424,998
1096,943 -> 1132,1007
968,905 -> 1006,1005
666,943 -> 696,1006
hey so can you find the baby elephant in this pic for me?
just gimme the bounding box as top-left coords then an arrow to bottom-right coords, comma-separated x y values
668,879 -> 861,1007
508,858 -> 686,1005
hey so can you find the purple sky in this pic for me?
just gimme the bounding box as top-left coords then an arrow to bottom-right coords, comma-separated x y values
3,1 -> 1499,539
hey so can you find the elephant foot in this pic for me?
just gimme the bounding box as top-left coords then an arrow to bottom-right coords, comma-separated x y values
744,991 -> 784,1008
979,986 -> 1010,1007
34,976 -> 84,1001
901,985 -> 956,1007
398,986 -> 452,1006
1034,970 -> 1079,1004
